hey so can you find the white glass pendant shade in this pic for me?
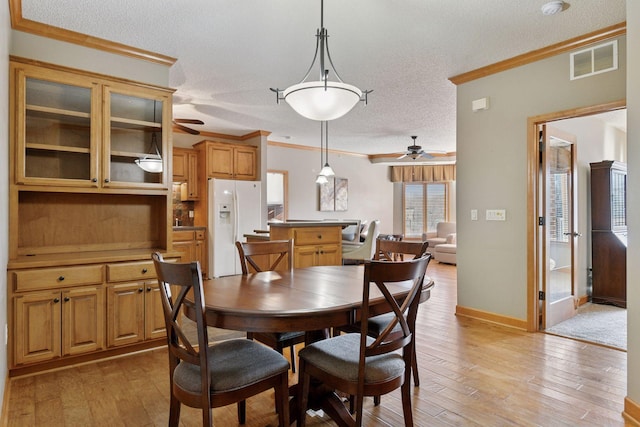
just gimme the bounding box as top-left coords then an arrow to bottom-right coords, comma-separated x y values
135,157 -> 163,173
319,164 -> 335,177
283,81 -> 362,121
315,174 -> 329,184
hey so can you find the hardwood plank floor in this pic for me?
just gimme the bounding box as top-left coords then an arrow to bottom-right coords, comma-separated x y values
3,262 -> 631,426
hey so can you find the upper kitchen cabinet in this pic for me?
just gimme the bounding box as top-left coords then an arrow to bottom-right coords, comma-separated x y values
10,59 -> 172,190
195,140 -> 257,181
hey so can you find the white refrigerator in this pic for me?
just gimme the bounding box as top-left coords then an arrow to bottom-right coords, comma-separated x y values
208,178 -> 262,278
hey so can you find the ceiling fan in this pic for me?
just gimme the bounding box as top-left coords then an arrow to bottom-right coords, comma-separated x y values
173,118 -> 204,135
397,136 -> 434,160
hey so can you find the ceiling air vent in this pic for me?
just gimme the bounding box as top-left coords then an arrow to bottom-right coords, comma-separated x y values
570,40 -> 618,80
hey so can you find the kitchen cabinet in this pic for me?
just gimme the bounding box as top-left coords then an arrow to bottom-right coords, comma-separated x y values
173,148 -> 200,200
590,160 -> 627,308
270,225 -> 342,268
196,140 -> 257,181
105,259 -> 167,347
12,60 -> 172,190
173,228 -> 207,275
7,58 -> 178,375
106,281 -> 165,347
14,286 -> 105,365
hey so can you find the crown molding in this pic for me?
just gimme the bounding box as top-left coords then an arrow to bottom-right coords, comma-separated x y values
9,0 -> 176,66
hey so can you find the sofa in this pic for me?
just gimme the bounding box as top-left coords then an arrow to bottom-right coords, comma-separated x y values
423,222 -> 457,264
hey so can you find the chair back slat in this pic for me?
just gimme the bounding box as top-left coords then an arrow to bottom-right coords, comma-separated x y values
235,240 -> 294,274
374,240 -> 429,262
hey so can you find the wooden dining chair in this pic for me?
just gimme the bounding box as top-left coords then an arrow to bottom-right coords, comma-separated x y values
151,252 -> 290,427
235,239 -> 306,372
339,239 -> 430,400
297,255 -> 431,427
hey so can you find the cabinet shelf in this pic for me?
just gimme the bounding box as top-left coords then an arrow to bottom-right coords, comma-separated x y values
26,104 -> 91,119
111,116 -> 161,129
26,142 -> 91,154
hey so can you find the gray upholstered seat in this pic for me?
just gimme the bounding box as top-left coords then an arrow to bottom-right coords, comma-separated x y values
298,333 -> 404,383
174,339 -> 290,393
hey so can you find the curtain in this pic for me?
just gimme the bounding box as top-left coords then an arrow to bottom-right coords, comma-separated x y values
390,165 -> 456,182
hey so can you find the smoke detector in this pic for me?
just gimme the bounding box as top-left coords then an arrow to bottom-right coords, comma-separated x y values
541,1 -> 565,15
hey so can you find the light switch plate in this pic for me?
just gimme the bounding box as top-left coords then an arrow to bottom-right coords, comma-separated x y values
486,209 -> 506,221
471,209 -> 478,221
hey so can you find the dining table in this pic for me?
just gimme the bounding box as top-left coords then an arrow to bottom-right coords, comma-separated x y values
183,264 -> 435,426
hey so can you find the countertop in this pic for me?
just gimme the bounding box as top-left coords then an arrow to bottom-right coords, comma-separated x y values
268,220 -> 358,229
172,226 -> 207,231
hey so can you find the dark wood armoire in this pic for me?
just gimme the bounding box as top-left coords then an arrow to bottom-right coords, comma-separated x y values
590,161 -> 627,308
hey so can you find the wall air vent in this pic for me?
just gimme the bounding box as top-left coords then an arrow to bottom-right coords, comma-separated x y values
570,40 -> 618,80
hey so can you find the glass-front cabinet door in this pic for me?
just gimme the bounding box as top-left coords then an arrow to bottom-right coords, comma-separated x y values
13,62 -> 171,190
15,67 -> 100,187
103,84 -> 170,189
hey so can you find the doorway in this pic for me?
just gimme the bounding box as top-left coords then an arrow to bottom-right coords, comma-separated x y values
527,101 -> 627,348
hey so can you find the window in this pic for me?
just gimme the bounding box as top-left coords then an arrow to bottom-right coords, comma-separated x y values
267,170 -> 288,221
403,182 -> 448,238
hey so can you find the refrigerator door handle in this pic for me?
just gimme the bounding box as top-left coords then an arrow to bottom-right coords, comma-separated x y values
233,190 -> 239,243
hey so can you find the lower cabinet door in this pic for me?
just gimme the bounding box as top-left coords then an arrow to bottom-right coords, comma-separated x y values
62,286 -> 105,356
107,283 -> 145,347
14,291 -> 62,365
317,244 -> 341,266
294,246 -> 319,268
145,283 -> 166,340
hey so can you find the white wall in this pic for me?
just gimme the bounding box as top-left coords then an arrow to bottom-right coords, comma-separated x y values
267,144 -> 395,234
626,0 -> 640,409
0,0 -> 11,408
550,117 -> 626,298
456,36 -> 626,320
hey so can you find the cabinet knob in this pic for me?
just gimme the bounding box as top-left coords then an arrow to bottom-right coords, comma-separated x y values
147,287 -> 152,292
142,268 -> 148,274
92,178 -> 98,183
138,288 -> 144,293
64,297 -> 70,302
58,276 -> 65,281
317,235 -> 322,239
53,298 -> 60,303
104,178 -> 110,183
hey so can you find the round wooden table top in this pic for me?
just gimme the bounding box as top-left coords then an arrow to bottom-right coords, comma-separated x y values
190,265 -> 434,333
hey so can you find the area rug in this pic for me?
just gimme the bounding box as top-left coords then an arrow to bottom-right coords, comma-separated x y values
546,303 -> 626,350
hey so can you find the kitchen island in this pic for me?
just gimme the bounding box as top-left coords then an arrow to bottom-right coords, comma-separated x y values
269,220 -> 358,268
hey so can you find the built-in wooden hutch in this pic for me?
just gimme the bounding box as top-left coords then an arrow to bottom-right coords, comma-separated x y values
7,57 -> 179,376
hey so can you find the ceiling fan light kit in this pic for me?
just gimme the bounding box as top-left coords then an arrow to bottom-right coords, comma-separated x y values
271,0 -> 371,121
397,136 -> 434,161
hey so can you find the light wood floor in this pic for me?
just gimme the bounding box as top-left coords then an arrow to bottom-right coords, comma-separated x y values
3,262 -> 631,426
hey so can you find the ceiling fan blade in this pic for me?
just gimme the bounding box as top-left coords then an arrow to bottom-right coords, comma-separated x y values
173,122 -> 200,135
397,153 -> 408,159
174,118 -> 204,125
419,151 -> 434,159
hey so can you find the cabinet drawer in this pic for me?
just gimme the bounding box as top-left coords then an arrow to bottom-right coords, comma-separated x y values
294,227 -> 341,246
14,265 -> 104,292
173,230 -> 195,241
195,229 -> 206,240
107,261 -> 156,283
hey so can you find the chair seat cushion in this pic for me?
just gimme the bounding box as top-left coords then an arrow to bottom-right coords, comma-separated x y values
173,338 -> 289,393
299,333 -> 404,383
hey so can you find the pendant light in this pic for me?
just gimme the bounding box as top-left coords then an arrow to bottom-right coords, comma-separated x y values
315,121 -> 330,184
271,0 -> 372,121
135,101 -> 163,173
318,121 -> 335,177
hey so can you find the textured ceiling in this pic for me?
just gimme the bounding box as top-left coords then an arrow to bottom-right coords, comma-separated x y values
21,0 -> 626,156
